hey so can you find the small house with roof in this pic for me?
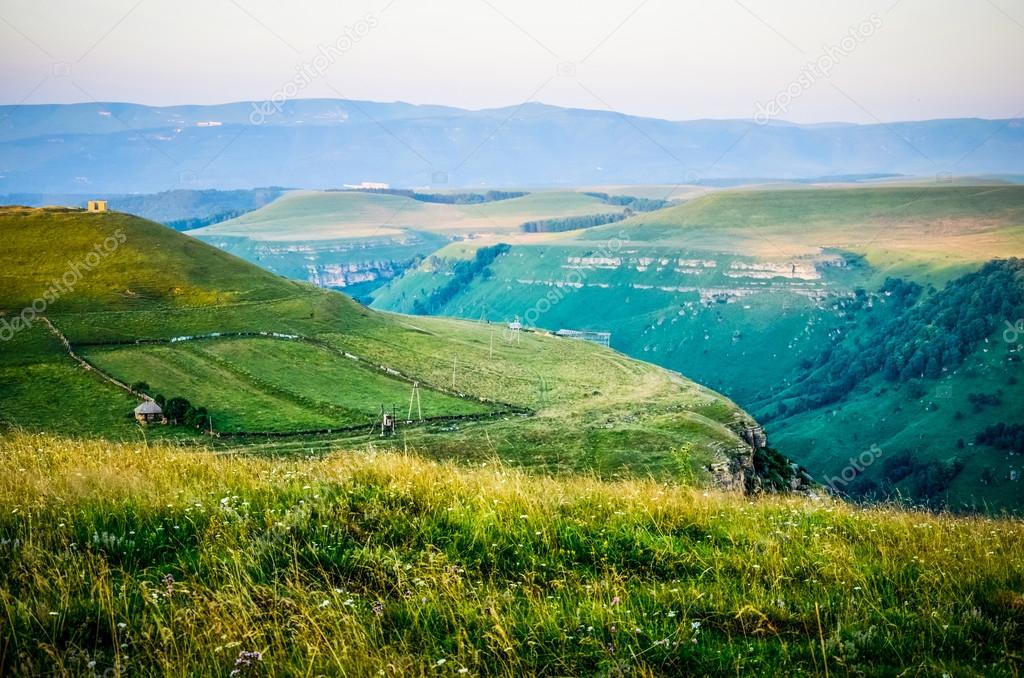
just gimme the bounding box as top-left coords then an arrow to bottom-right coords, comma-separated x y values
134,400 -> 166,425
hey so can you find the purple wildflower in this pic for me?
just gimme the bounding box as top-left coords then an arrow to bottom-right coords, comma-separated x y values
230,650 -> 262,677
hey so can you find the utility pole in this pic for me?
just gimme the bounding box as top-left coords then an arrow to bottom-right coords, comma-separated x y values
408,381 -> 422,421
452,355 -> 457,390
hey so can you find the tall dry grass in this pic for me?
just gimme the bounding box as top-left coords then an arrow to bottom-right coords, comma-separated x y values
1,432 -> 1022,676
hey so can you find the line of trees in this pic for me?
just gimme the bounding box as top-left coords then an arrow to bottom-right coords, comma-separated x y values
582,192 -> 671,212
165,209 -> 249,231
520,212 -> 627,233
411,243 -> 511,315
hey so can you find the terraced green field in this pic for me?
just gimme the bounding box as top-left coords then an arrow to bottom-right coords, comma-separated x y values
82,337 -> 491,433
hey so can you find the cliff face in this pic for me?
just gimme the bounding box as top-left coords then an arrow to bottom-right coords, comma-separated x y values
708,453 -> 756,493
712,423 -> 815,495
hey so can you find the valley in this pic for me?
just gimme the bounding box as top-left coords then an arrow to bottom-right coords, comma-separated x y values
348,183 -> 1023,511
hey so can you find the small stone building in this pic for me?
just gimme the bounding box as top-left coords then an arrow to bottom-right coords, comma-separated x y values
87,200 -> 107,212
134,400 -> 165,425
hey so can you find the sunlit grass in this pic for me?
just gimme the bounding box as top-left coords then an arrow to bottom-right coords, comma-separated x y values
1,433 -> 1022,676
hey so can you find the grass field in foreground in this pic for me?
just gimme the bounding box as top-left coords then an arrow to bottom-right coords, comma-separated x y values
2,433 -> 1023,677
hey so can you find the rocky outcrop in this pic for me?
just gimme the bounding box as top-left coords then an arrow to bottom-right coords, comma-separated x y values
709,451 -> 757,493
740,425 -> 768,449
306,260 -> 404,288
710,422 -> 815,495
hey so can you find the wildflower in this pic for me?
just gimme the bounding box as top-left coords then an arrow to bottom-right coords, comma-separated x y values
319,600 -> 330,608
372,601 -> 384,616
230,650 -> 263,677
690,621 -> 701,630
611,596 -> 621,606
436,658 -> 447,667
667,611 -> 677,618
162,573 -> 175,596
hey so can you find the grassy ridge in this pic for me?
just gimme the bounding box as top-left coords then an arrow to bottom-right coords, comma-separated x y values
0,206 -> 303,311
1,433 -> 1023,676
194,190 -> 622,240
586,184 -> 1024,284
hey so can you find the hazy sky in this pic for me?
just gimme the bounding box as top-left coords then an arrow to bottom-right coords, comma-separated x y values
1,0 -> 1022,123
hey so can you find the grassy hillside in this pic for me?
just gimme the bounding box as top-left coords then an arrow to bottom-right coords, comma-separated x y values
0,206 -> 763,484
586,184 -> 1024,285
371,184 -> 1024,510
0,206 -> 301,311
189,189 -> 626,301
193,190 -> 622,240
2,433 -> 1023,676
0,188 -> 287,231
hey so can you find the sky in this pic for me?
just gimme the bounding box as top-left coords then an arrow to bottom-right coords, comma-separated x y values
1,0 -> 1023,123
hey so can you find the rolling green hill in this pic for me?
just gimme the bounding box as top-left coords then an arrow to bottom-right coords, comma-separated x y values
371,184 -> 1024,510
189,190 -> 631,301
0,206 -> 777,486
0,188 -> 287,231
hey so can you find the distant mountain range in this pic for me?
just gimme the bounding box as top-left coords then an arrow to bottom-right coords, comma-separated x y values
1,99 -> 1022,192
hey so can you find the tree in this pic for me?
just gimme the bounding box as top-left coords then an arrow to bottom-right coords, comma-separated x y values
164,397 -> 191,424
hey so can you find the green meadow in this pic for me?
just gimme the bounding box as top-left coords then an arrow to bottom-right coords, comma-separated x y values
2,433 -> 1023,676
